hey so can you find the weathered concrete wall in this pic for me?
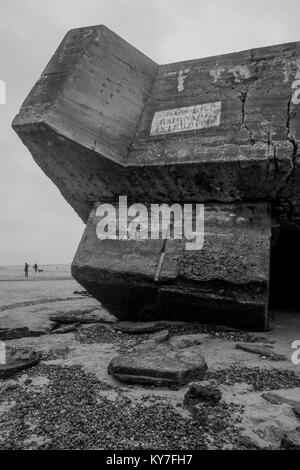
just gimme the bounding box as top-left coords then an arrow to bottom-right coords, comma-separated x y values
12,25 -> 300,329
13,28 -> 300,222
13,26 -> 159,221
72,202 -> 271,330
129,43 -> 300,242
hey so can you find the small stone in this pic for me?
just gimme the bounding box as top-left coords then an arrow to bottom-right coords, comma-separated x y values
170,334 -> 207,350
184,382 -> 222,408
73,290 -> 89,296
133,330 -> 170,352
149,329 -> 170,343
51,324 -> 78,334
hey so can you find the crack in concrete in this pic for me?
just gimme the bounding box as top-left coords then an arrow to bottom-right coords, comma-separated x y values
281,93 -> 299,188
239,89 -> 256,145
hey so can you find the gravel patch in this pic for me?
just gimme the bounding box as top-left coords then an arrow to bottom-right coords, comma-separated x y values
42,348 -> 72,361
3,346 -> 71,362
166,324 -> 272,343
75,323 -> 270,349
0,363 -> 253,450
75,325 -> 151,352
206,366 -> 300,392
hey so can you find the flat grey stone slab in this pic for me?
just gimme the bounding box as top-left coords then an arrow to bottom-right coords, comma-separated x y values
236,343 -> 286,360
0,350 -> 42,380
0,327 -> 30,341
113,322 -> 165,334
108,346 -> 207,387
50,309 -> 117,324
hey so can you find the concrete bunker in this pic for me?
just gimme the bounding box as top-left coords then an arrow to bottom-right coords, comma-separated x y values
12,25 -> 300,330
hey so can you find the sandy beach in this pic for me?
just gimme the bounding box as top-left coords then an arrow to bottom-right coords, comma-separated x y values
0,266 -> 299,449
0,265 -> 76,305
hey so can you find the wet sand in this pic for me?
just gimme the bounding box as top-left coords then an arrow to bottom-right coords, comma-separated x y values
0,265 -> 79,308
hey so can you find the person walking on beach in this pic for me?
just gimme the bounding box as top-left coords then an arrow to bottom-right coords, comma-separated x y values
24,262 -> 29,278
33,263 -> 38,273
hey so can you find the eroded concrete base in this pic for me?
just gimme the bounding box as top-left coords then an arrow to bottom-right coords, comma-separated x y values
72,202 -> 271,330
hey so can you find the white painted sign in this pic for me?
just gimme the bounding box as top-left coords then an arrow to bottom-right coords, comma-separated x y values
0,80 -> 6,105
150,101 -> 221,136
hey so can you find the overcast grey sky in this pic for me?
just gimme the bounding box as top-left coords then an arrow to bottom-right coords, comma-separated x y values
1,0 -> 300,265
